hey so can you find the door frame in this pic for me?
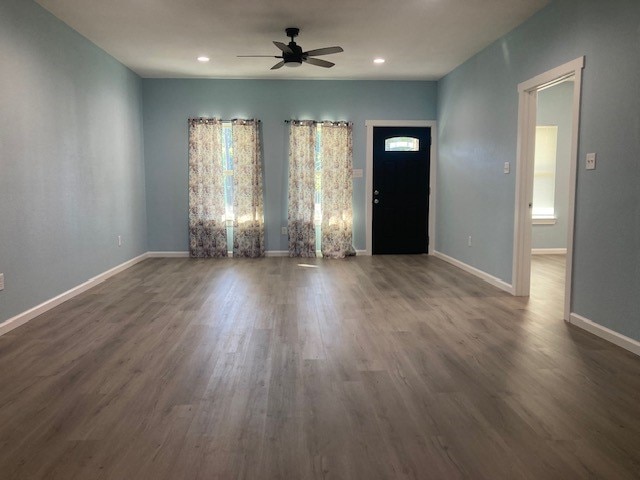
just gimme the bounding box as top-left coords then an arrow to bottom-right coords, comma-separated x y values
365,120 -> 437,256
512,57 -> 584,321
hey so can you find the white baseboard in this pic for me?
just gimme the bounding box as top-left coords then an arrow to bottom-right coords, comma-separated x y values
265,250 -> 289,257
147,250 -> 367,258
433,251 -> 514,294
0,253 -> 149,337
532,248 -> 567,255
147,251 -> 190,258
569,313 -> 640,356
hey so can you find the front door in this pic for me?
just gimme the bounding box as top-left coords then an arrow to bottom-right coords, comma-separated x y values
372,127 -> 431,254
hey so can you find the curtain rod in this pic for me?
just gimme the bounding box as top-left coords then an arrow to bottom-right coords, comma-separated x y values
284,120 -> 352,126
188,117 -> 261,123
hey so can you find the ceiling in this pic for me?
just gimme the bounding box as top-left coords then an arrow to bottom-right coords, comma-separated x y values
35,0 -> 550,80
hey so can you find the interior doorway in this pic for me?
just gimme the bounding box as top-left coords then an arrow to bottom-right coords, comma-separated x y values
529,78 -> 574,313
512,57 -> 584,321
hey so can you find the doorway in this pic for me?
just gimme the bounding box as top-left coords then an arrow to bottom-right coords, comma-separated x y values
513,57 -> 584,321
530,78 -> 575,314
365,120 -> 437,256
372,126 -> 431,254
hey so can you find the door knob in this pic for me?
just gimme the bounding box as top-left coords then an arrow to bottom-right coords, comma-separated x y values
374,190 -> 379,195
374,199 -> 379,204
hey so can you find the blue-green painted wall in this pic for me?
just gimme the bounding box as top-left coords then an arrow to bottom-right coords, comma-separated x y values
437,0 -> 640,340
0,0 -> 147,324
142,79 -> 437,252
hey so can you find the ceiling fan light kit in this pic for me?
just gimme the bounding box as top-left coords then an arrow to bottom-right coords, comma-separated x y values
238,27 -> 343,70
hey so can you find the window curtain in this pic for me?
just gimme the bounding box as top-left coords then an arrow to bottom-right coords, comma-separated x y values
188,118 -> 228,258
288,121 -> 316,257
321,122 -> 356,258
231,119 -> 265,258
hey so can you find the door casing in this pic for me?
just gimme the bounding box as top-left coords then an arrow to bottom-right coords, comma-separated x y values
513,57 -> 584,321
365,120 -> 437,256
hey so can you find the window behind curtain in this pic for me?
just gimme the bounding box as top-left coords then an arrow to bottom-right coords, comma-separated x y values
221,122 -> 234,246
287,120 -> 354,258
188,118 -> 264,258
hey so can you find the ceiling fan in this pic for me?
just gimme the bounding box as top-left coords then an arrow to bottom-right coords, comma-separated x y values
238,27 -> 343,70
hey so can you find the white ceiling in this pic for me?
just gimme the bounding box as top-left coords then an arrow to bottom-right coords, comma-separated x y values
35,0 -> 550,80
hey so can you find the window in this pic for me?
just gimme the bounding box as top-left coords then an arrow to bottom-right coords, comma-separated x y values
532,125 -> 558,219
385,136 -> 419,152
313,124 -> 322,225
221,122 -> 234,221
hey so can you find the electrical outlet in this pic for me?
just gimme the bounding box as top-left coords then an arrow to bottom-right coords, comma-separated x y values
281,227 -> 287,235
503,162 -> 510,174
468,236 -> 472,247
586,153 -> 596,170
117,235 -> 123,247
0,273 -> 4,291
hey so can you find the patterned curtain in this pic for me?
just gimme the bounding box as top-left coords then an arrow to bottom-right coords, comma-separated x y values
188,118 -> 228,257
288,121 -> 316,257
231,119 -> 265,258
321,122 -> 356,258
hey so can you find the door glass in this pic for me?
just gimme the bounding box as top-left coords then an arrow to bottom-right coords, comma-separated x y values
385,137 -> 419,152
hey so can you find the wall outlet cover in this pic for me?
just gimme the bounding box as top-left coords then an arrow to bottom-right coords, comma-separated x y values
281,227 -> 287,235
0,273 -> 4,291
586,153 -> 596,170
503,162 -> 510,174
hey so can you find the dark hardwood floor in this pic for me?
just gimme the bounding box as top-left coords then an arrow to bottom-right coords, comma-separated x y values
0,255 -> 638,479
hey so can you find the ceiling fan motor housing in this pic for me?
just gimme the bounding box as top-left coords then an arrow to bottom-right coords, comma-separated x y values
284,43 -> 304,66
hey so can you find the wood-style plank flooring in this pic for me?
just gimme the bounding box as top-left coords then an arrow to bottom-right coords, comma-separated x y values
0,255 -> 639,479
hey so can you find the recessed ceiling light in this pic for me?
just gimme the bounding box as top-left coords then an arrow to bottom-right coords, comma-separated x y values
197,56 -> 210,63
373,58 -> 385,64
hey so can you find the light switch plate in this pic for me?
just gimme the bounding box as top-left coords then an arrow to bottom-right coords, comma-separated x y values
281,227 -> 287,235
352,169 -> 363,178
0,273 -> 4,291
586,153 -> 596,170
503,162 -> 510,174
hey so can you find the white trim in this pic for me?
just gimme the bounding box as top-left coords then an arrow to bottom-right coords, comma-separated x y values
518,58 -> 585,93
531,248 -> 567,255
513,57 -> 584,323
532,217 -> 557,225
569,313 -> 640,357
147,251 -> 190,258
433,251 -> 514,294
0,253 -> 149,337
265,250 -> 289,257
365,120 -> 437,256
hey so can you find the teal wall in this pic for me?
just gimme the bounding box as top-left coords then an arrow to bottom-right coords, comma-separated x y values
0,0 -> 147,324
142,79 -> 437,252
437,0 -> 640,340
533,81 -> 573,249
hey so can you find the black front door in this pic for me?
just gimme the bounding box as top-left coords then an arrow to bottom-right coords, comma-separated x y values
372,127 -> 431,254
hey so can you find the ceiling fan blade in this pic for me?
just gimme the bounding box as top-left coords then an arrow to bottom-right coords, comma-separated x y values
271,61 -> 285,70
237,55 -> 282,58
273,41 -> 293,54
303,57 -> 335,68
304,46 -> 343,57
